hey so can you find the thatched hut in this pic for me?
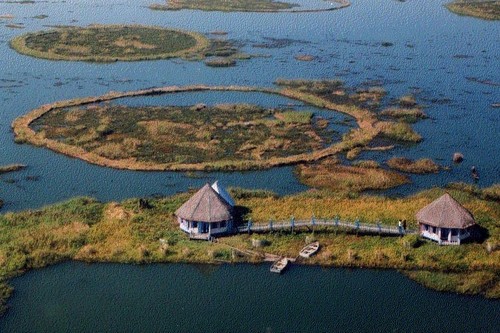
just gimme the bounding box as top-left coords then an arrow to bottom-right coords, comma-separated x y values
416,193 -> 475,245
176,183 -> 234,240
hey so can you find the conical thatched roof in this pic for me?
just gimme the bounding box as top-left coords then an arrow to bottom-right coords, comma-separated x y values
211,181 -> 235,207
416,193 -> 475,229
175,183 -> 232,223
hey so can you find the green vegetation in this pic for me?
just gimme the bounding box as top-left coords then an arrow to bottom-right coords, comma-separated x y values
204,57 -> 237,67
275,111 -> 313,124
296,158 -> 409,192
386,157 -> 440,174
446,1 -> 500,20
149,0 -> 351,12
380,107 -> 427,123
376,121 -> 422,142
149,0 -> 296,12
32,103 -> 331,166
0,186 -> 498,315
10,25 -> 210,62
13,80 -> 425,171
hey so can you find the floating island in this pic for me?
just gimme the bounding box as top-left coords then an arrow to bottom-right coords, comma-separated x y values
9,25 -> 249,66
149,0 -> 350,13
446,0 -> 500,20
13,80 -> 425,179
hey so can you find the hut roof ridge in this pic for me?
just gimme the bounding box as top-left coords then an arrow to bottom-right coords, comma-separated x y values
175,183 -> 233,223
416,193 -> 475,229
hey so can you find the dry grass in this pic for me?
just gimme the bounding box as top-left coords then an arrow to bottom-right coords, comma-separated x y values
0,186 -> 499,315
380,107 -> 427,123
10,25 -> 210,62
13,81 -> 425,171
149,0 -> 351,13
296,158 -> 409,192
387,157 -> 440,174
446,1 -> 500,20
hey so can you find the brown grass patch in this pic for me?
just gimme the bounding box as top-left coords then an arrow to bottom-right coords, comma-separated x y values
296,158 -> 409,192
387,157 -> 440,174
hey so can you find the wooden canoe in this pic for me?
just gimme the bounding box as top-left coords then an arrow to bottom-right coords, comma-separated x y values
299,241 -> 320,258
270,257 -> 289,274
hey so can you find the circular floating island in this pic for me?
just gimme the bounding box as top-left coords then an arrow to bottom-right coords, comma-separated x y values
149,0 -> 350,12
9,25 -> 210,62
12,81 -> 424,172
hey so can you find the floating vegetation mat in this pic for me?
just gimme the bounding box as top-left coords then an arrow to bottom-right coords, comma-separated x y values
446,0 -> 500,20
13,80 -> 425,171
9,25 -> 210,62
149,0 -> 350,13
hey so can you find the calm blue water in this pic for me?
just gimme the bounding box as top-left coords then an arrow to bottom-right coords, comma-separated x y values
0,262 -> 499,333
0,0 -> 499,211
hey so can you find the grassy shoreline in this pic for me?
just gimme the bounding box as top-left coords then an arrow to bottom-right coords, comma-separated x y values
0,185 -> 498,315
12,81 -> 423,171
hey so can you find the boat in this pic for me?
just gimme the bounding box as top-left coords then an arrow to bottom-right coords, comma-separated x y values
471,166 -> 479,181
299,241 -> 320,258
270,257 -> 289,274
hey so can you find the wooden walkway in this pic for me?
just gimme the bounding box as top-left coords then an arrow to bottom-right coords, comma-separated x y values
237,217 -> 416,236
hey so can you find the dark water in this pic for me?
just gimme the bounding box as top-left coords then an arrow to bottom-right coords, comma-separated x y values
0,262 -> 499,333
0,0 -> 498,211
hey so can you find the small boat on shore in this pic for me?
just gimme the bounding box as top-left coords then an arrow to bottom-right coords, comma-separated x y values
270,257 -> 289,274
299,241 -> 320,258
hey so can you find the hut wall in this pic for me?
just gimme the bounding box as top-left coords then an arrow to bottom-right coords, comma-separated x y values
178,217 -> 232,235
420,223 -> 470,245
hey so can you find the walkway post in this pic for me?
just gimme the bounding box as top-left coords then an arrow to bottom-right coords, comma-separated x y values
269,219 -> 273,232
311,215 -> 315,233
334,215 -> 339,235
291,216 -> 295,233
248,218 -> 252,234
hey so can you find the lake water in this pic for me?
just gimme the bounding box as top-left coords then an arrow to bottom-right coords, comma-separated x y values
0,0 -> 499,330
1,262 -> 499,333
0,0 -> 498,211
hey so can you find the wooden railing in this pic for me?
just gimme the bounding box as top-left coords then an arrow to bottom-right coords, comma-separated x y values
237,217 -> 416,236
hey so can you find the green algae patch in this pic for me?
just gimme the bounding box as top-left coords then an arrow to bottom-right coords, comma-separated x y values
446,1 -> 500,20
9,25 -> 210,62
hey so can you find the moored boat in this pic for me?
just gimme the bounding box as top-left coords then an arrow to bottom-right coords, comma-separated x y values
270,257 -> 289,273
299,241 -> 320,258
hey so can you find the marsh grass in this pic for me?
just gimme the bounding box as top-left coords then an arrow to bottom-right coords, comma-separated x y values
149,0 -> 297,12
32,103 -> 330,165
380,107 -> 427,123
446,1 -> 500,20
0,186 -> 498,314
296,158 -> 410,192
149,0 -> 351,12
387,157 -> 440,174
10,25 -> 210,62
204,57 -> 237,67
15,81 -> 424,171
376,121 -> 422,142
